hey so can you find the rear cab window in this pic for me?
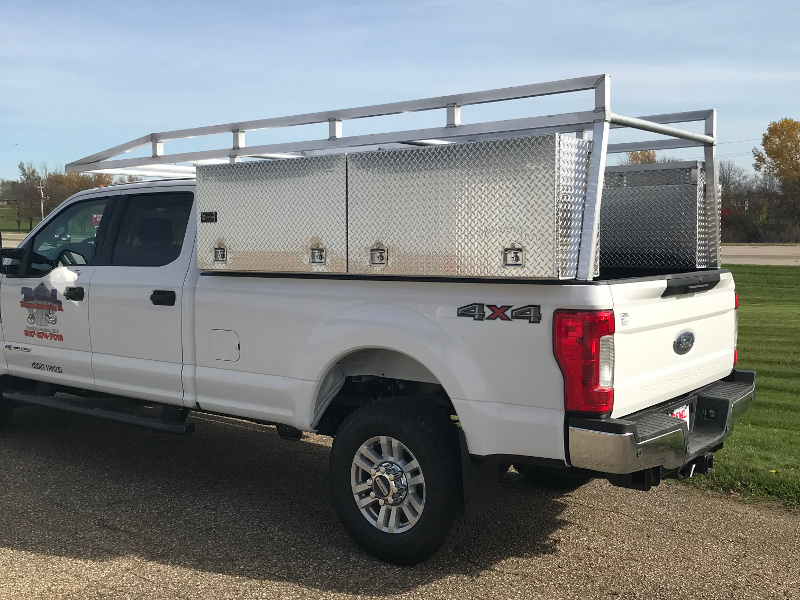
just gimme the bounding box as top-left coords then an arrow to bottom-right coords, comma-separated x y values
110,192 -> 193,267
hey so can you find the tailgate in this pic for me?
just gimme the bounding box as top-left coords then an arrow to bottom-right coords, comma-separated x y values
609,271 -> 736,418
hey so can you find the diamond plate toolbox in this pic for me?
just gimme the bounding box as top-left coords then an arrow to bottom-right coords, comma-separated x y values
196,156 -> 347,272
600,161 -> 719,270
348,135 -> 591,278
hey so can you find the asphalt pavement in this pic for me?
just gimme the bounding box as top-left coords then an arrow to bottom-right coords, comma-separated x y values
720,245 -> 800,266
1,406 -> 798,600
1,233 -> 25,248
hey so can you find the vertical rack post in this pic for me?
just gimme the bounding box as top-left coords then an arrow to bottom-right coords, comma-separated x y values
703,110 -> 720,267
231,130 -> 245,163
577,75 -> 611,280
151,134 -> 163,158
329,119 -> 342,141
446,103 -> 461,128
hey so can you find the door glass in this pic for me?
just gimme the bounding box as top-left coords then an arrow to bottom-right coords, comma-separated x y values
110,192 -> 193,267
29,197 -> 110,276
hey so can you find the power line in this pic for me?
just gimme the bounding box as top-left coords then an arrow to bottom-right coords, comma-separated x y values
717,138 -> 761,145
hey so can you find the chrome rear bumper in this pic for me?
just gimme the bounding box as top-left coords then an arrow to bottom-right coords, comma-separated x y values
568,370 -> 756,475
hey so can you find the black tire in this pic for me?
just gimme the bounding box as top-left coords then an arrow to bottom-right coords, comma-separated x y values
329,397 -> 466,565
514,464 -> 593,491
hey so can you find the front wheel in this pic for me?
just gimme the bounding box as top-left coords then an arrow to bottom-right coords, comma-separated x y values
329,398 -> 466,565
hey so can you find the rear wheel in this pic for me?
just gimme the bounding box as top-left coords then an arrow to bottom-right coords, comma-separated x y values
329,398 -> 465,565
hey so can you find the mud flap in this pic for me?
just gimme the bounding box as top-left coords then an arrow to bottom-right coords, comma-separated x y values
458,430 -> 499,517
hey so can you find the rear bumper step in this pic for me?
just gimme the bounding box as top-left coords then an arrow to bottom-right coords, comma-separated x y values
567,370 -> 755,474
2,391 -> 195,435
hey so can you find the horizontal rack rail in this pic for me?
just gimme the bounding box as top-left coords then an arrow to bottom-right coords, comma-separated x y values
65,74 -> 715,177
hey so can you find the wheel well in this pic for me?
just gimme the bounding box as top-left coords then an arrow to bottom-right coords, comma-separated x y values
313,349 -> 454,437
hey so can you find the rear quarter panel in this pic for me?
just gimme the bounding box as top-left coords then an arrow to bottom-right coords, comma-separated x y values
193,275 -> 614,460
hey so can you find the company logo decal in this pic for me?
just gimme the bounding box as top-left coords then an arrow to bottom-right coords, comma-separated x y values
20,283 -> 64,342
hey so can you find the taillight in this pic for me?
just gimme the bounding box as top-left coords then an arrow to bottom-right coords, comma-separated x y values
733,292 -> 739,366
554,310 -> 615,415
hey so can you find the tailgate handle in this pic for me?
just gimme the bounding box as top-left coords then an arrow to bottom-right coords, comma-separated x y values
661,272 -> 721,298
150,290 -> 176,306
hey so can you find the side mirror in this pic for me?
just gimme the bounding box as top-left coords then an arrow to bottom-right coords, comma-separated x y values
1,230 -> 26,276
1,248 -> 25,261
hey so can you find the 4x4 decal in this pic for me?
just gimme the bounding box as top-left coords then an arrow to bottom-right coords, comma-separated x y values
457,303 -> 541,323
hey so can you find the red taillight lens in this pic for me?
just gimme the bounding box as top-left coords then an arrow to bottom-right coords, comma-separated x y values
554,310 -> 615,415
734,292 -> 739,309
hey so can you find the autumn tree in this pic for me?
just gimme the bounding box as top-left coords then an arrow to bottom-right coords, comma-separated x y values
753,118 -> 800,183
15,162 -> 43,230
45,170 -> 114,212
620,150 -> 657,165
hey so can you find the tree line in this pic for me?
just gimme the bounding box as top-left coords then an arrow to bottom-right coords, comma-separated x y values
0,162 -> 138,232
621,118 -> 800,243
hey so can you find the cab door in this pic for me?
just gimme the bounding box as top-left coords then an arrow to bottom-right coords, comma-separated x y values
0,191 -> 117,388
88,187 -> 195,405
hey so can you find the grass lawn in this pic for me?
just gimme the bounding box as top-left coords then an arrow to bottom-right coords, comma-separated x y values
688,264 -> 800,509
0,205 -> 40,232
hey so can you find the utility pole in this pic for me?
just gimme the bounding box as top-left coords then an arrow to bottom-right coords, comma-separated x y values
35,179 -> 46,221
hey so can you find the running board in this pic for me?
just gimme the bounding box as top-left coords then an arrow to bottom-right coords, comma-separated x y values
2,391 -> 195,434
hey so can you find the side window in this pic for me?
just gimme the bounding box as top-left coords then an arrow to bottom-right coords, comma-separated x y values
29,197 -> 110,275
110,192 -> 193,267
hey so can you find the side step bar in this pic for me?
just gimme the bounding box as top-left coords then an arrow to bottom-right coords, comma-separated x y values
2,391 -> 195,435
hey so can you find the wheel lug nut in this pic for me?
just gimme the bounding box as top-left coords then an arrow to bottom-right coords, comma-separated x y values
371,469 -> 377,476
379,499 -> 385,506
388,475 -> 394,481
367,479 -> 373,485
380,467 -> 386,474
370,492 -> 375,498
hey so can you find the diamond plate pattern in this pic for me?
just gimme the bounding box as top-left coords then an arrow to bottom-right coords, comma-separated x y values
196,156 -> 347,272
347,135 -> 590,278
599,163 -> 718,270
605,168 -> 692,188
700,169 -> 720,267
556,136 -> 591,278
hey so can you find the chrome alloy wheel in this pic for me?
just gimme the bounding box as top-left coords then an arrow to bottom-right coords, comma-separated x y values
351,436 -> 425,534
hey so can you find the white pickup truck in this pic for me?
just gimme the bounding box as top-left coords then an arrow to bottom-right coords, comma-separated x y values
0,76 -> 755,565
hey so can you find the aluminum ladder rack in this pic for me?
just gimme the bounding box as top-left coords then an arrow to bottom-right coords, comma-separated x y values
65,74 -> 719,280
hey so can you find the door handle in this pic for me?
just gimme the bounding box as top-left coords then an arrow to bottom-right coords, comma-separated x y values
150,290 -> 176,306
64,286 -> 85,301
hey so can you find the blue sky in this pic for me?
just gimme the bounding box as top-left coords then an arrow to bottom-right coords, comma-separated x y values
1,0 -> 798,179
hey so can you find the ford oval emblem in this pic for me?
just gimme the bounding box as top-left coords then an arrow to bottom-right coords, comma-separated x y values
673,330 -> 695,355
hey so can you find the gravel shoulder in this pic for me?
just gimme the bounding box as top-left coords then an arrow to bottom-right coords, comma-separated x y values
1,407 -> 798,600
